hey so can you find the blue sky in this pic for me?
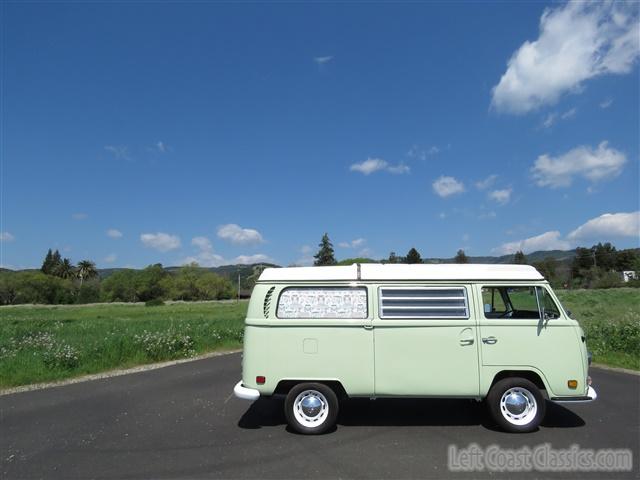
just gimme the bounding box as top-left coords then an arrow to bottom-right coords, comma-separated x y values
1,1 -> 639,269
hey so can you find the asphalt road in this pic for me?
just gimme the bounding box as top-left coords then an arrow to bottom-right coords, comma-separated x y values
1,353 -> 638,479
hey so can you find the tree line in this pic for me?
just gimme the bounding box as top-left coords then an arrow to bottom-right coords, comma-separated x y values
0,250 -> 236,305
312,234 -> 639,289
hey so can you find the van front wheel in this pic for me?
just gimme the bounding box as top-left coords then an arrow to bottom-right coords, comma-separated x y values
284,383 -> 338,434
487,378 -> 545,433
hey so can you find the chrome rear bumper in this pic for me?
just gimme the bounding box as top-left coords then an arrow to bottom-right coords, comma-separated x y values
233,380 -> 260,401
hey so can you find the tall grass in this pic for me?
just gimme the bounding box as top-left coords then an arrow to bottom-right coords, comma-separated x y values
556,288 -> 639,370
0,301 -> 245,388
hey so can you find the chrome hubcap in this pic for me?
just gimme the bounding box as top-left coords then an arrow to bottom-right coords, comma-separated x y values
293,390 -> 329,427
499,387 -> 537,426
300,395 -> 322,417
504,392 -> 528,415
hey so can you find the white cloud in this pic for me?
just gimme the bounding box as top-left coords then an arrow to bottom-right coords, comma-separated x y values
432,176 -> 465,198
478,211 -> 497,220
491,1 -> 639,114
541,108 -> 577,128
104,145 -> 130,160
140,232 -> 181,252
233,254 -> 272,265
191,236 -> 212,251
407,144 -> 442,160
386,163 -> 410,175
475,174 -> 498,190
493,231 -> 571,255
338,238 -> 366,249
544,113 -> 558,128
350,157 -> 409,175
300,245 -> 312,255
107,229 -> 123,239
567,211 -> 640,241
156,141 -> 166,153
104,253 -> 117,264
531,141 -> 626,188
314,56 -> 333,65
488,188 -> 512,205
180,236 -> 224,267
0,232 -> 14,242
72,213 -> 88,220
600,98 -> 614,109
217,224 -> 264,245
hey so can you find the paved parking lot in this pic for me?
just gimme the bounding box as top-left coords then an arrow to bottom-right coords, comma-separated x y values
1,352 -> 638,479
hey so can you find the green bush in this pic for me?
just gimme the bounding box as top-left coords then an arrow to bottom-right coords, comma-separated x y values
593,271 -> 623,289
77,283 -> 101,304
145,298 -> 165,307
583,317 -> 640,358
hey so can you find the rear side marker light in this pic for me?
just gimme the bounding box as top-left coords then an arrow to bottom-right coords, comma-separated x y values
256,376 -> 266,385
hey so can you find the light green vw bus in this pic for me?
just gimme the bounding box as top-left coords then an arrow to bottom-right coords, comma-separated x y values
233,264 -> 596,434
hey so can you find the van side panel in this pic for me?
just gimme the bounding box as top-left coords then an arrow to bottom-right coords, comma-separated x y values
265,326 -> 374,396
242,283 -> 375,396
474,284 -> 586,398
372,283 -> 480,397
241,325 -> 270,393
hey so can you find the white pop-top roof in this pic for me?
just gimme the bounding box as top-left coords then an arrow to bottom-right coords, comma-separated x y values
258,263 -> 544,282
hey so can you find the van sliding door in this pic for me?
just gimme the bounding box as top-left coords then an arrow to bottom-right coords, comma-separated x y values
372,285 -> 480,397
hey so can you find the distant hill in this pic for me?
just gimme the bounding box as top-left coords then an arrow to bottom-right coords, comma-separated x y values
427,249 -> 578,265
96,263 -> 278,296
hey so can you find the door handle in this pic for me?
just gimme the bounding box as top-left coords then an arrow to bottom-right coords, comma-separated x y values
363,324 -> 373,330
459,338 -> 474,346
482,336 -> 498,345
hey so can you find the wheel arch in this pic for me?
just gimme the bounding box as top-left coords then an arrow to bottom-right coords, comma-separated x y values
490,370 -> 549,396
274,379 -> 348,400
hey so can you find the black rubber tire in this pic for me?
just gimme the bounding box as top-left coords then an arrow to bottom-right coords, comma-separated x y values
284,383 -> 339,435
486,377 -> 546,433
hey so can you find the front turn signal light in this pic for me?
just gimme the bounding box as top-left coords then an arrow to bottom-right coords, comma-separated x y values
568,380 -> 578,389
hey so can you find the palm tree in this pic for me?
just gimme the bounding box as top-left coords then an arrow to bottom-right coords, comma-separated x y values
77,260 -> 98,286
55,258 -> 76,279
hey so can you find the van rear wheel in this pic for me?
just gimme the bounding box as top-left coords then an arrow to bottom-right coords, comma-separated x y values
284,383 -> 338,434
487,378 -> 545,433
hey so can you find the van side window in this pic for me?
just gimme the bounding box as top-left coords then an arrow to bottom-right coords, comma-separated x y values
482,286 -> 539,319
537,287 -> 561,320
378,287 -> 469,319
276,287 -> 367,319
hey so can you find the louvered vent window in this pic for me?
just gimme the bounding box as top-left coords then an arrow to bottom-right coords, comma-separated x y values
277,288 -> 367,319
263,286 -> 275,318
379,287 -> 469,319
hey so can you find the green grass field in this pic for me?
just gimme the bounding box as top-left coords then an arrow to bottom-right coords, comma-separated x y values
0,301 -> 246,388
556,288 -> 639,370
0,288 -> 638,388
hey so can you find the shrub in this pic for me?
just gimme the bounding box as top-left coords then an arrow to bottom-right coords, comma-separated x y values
77,283 -> 101,304
584,317 -> 640,358
593,272 -> 623,289
145,298 -> 165,307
